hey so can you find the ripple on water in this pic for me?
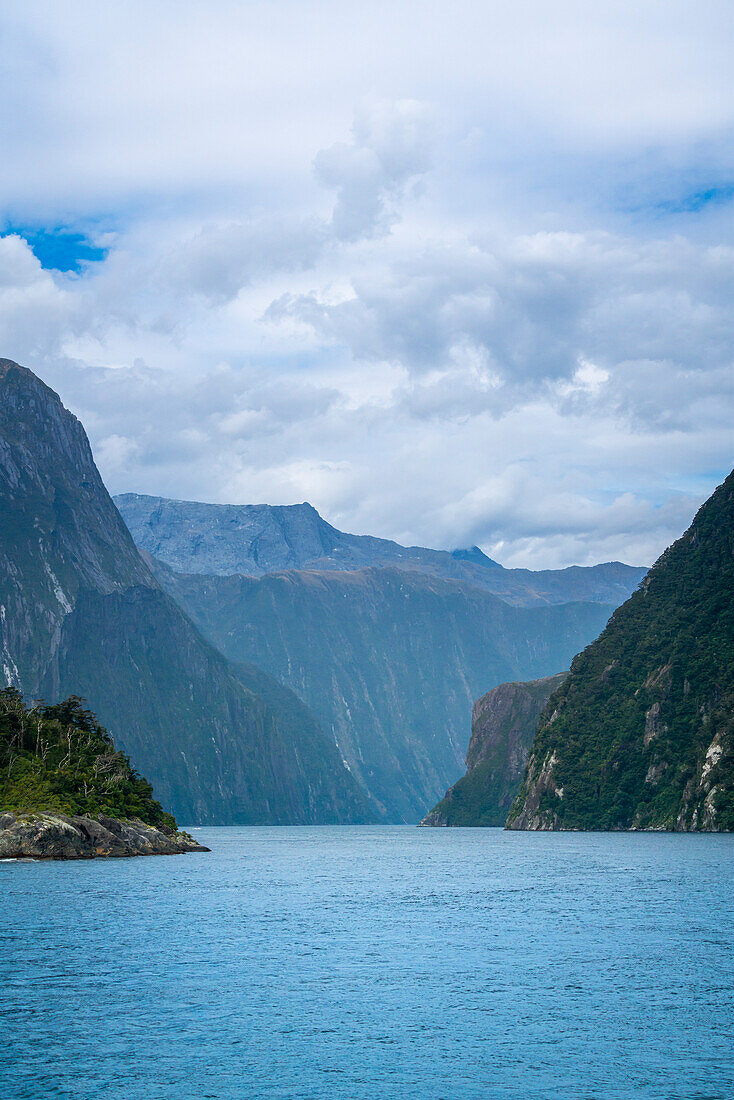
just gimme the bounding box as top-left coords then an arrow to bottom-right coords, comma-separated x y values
1,826 -> 732,1100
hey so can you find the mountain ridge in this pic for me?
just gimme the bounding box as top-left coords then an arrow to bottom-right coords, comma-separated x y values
115,491 -> 646,608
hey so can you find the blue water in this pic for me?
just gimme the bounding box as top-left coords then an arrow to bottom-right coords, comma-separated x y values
1,827 -> 732,1100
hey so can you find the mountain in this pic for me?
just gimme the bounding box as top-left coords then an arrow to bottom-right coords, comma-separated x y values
507,471 -> 734,832
150,557 -> 615,821
450,546 -> 501,568
420,673 -> 567,827
115,493 -> 646,607
114,492 -> 646,821
0,359 -> 376,825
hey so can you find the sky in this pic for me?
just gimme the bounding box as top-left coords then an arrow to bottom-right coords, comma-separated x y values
1,1 -> 734,569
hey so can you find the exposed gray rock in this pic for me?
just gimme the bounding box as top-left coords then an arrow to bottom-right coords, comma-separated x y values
0,811 -> 210,860
115,492 -> 646,608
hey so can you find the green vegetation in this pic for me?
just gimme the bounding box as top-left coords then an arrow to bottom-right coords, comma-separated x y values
423,674 -> 567,826
0,688 -> 178,830
508,471 -> 734,831
427,758 -> 517,827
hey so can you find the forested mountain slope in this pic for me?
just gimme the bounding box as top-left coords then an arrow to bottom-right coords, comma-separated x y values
508,471 -> 734,832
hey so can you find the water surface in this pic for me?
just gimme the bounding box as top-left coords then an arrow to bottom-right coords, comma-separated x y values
2,826 -> 732,1099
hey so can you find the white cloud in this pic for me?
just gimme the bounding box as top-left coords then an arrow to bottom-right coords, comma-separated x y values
314,99 -> 434,241
0,3 -> 733,568
0,235 -> 79,355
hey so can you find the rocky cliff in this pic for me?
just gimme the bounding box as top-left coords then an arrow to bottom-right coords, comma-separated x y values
0,361 -> 153,692
152,559 -> 614,821
116,492 -> 645,607
421,673 -> 567,826
507,471 -> 734,832
0,360 -> 376,825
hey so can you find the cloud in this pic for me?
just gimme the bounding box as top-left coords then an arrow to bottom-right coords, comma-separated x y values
2,205 -> 732,570
314,99 -> 434,241
0,234 -> 80,355
3,2 -> 734,224
3,212 -> 733,571
164,217 -> 330,304
271,230 -> 734,411
1,4 -> 733,568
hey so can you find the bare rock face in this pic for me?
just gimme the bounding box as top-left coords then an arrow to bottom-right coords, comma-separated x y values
420,673 -> 567,827
0,359 -> 154,693
115,492 -> 646,607
0,811 -> 210,860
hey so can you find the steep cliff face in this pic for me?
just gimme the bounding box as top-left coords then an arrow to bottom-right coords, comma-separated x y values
507,471 -> 734,832
0,360 -> 153,692
421,673 -> 567,827
0,360 -> 376,825
153,559 -> 614,821
116,492 -> 645,607
46,587 -> 376,824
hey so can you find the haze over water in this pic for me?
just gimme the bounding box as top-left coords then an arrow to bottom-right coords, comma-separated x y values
2,826 -> 732,1099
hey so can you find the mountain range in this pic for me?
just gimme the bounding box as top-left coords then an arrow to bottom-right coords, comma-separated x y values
116,492 -> 645,608
1,357 -> 653,825
114,493 -> 646,819
0,359 -> 374,825
148,559 -> 614,820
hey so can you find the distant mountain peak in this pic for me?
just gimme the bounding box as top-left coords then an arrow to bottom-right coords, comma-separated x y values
450,546 -> 501,569
115,492 -> 646,607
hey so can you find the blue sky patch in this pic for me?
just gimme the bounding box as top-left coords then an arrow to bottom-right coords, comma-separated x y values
6,226 -> 108,272
657,183 -> 734,215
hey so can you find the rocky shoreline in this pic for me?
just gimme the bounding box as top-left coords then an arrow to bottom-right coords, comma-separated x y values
0,811 -> 210,860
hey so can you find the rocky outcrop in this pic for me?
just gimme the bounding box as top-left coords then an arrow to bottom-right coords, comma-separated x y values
0,811 -> 210,859
507,470 -> 734,832
0,360 -> 376,825
420,673 -> 567,826
115,492 -> 645,607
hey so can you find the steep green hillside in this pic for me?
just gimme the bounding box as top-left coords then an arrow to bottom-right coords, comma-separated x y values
421,674 -> 567,826
508,472 -> 734,832
0,688 -> 176,828
0,360 -> 376,825
154,559 -> 613,821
